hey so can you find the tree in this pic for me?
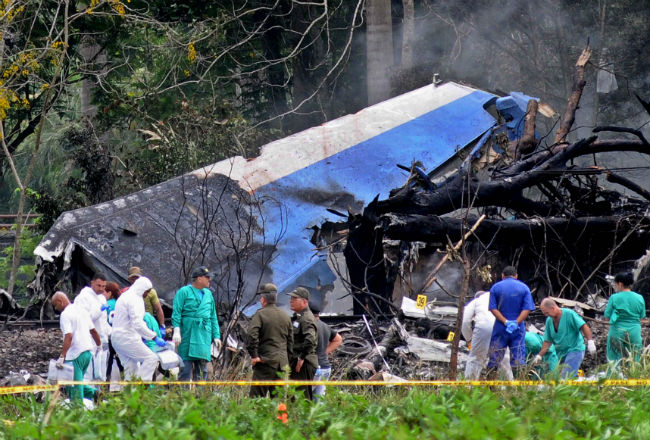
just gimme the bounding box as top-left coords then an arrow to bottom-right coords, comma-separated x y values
343,47 -> 650,313
366,0 -> 393,105
1,0 -> 75,295
2,0 -> 369,298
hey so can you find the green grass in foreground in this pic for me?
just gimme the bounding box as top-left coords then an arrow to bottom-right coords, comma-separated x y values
1,384 -> 648,439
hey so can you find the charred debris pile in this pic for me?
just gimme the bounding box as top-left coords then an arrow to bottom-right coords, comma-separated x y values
317,46 -> 650,317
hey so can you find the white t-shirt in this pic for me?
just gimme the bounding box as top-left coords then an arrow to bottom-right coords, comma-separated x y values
74,286 -> 110,342
60,303 -> 97,360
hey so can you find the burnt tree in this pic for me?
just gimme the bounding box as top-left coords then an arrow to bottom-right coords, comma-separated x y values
343,45 -> 650,311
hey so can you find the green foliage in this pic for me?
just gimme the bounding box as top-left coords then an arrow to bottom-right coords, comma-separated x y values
25,123 -> 115,232
0,228 -> 41,294
0,384 -> 648,439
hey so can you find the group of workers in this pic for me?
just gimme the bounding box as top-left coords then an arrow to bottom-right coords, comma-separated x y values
246,284 -> 342,400
52,265 -> 342,403
462,266 -> 647,380
52,265 -> 221,402
52,262 -> 645,403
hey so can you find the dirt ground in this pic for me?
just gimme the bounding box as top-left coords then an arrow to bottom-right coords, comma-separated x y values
0,328 -> 62,378
0,319 -> 645,380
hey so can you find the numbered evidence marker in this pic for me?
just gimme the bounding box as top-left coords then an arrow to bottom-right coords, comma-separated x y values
447,331 -> 455,342
416,294 -> 427,309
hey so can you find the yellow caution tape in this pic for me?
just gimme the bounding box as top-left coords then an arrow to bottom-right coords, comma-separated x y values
1,379 -> 649,395
0,384 -> 58,395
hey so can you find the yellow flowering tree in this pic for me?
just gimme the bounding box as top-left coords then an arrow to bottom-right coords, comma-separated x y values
0,0 -> 131,296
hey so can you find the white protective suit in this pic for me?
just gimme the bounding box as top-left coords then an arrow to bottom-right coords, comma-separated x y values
461,291 -> 514,380
111,277 -> 160,380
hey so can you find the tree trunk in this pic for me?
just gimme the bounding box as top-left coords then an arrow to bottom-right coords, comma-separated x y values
366,0 -> 393,105
80,36 -> 105,119
449,254 -> 470,380
554,46 -> 591,144
6,1 -> 71,296
289,3 -> 328,131
401,0 -> 414,70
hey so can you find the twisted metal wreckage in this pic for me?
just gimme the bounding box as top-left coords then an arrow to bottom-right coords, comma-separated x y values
341,47 -> 650,319
17,48 -> 649,344
0,46 -> 646,381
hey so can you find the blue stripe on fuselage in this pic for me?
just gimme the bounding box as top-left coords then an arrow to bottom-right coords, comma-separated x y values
253,90 -> 497,290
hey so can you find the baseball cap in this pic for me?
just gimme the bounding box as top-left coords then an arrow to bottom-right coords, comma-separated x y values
257,283 -> 278,294
128,266 -> 142,279
288,287 -> 309,300
190,266 -> 212,279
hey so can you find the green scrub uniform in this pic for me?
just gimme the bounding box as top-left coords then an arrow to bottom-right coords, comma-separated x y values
66,351 -> 94,402
525,332 -> 559,376
143,312 -> 162,351
171,285 -> 220,361
604,290 -> 646,362
543,308 -> 586,361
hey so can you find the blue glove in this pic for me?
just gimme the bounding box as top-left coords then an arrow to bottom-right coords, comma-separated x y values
100,304 -> 109,312
505,320 -> 519,334
154,336 -> 166,347
159,325 -> 166,334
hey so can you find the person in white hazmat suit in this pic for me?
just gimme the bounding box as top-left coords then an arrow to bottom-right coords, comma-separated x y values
462,290 -> 514,380
111,276 -> 166,380
74,273 -> 112,378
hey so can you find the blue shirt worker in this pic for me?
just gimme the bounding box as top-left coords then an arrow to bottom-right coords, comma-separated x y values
487,266 -> 536,376
536,298 -> 596,377
172,266 -> 221,381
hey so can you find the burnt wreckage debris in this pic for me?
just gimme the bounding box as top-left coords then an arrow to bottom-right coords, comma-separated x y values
340,46 -> 650,313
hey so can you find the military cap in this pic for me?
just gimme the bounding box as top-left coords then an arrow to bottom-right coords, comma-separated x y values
257,283 -> 278,294
288,287 -> 309,300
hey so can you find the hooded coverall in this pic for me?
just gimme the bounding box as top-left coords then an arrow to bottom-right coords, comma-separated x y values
111,277 -> 160,380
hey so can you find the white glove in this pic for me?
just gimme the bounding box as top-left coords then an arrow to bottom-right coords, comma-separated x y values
211,338 -> 222,358
532,354 -> 542,365
587,339 -> 596,355
172,327 -> 182,345
55,356 -> 65,369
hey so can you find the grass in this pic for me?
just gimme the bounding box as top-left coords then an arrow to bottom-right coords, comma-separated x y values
1,382 -> 648,439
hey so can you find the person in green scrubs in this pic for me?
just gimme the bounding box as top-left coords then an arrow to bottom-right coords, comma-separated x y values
535,298 -> 596,377
525,331 -> 559,378
172,266 -> 221,381
143,312 -> 163,351
604,272 -> 647,364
